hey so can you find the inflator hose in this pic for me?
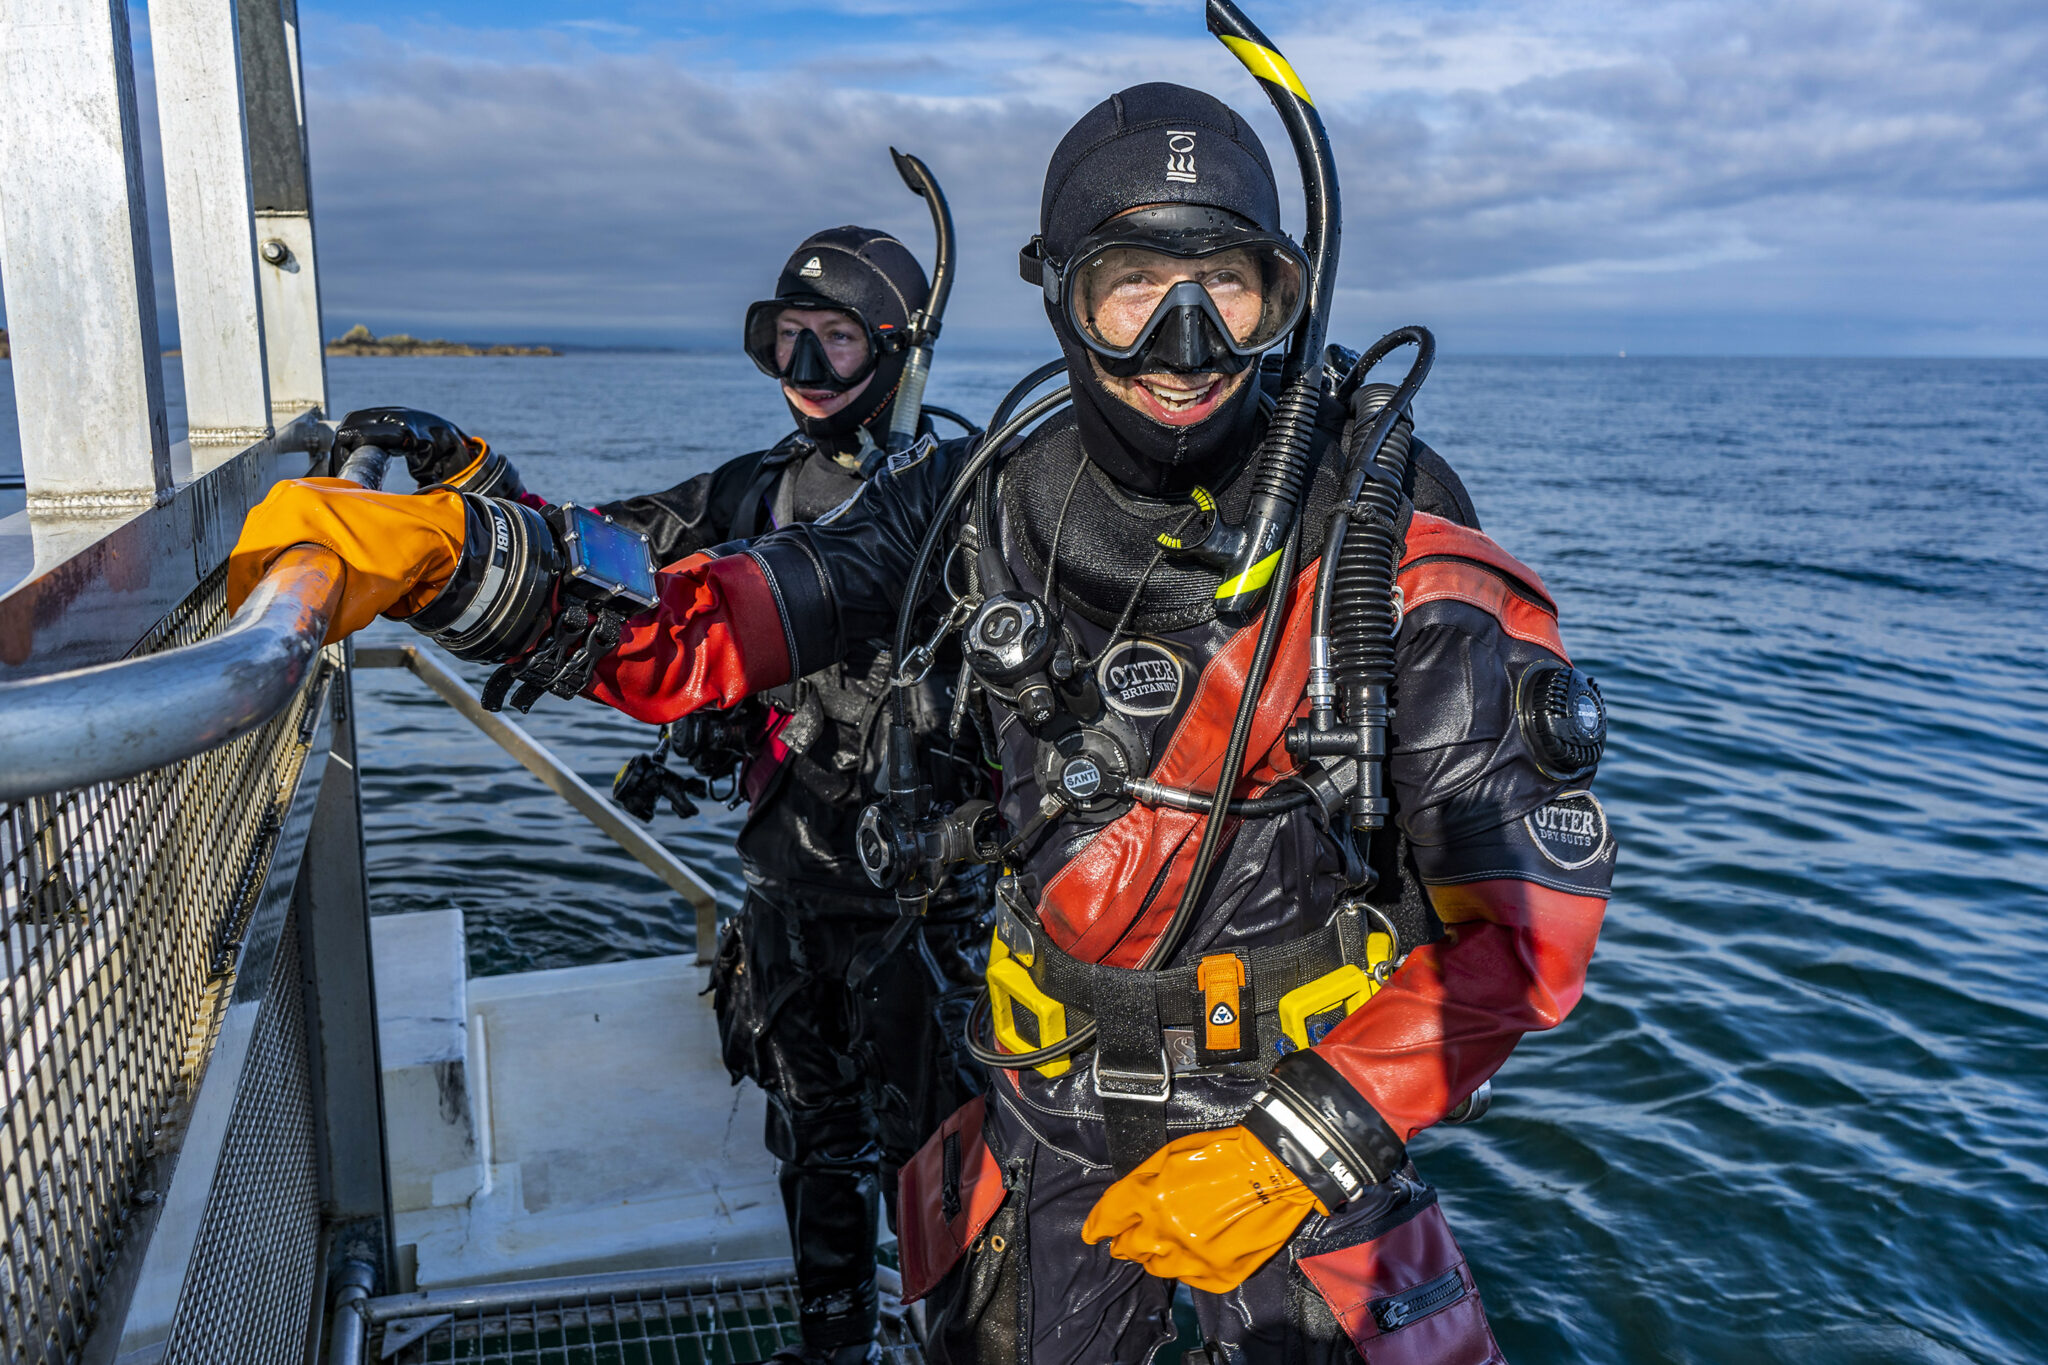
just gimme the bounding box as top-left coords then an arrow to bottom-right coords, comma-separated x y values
1327,385 -> 1413,689
1139,516 -> 1304,970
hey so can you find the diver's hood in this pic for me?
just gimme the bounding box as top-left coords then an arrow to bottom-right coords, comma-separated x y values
748,226 -> 929,450
1029,82 -> 1289,497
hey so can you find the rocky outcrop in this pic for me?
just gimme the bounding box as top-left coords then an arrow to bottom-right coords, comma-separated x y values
326,323 -> 554,357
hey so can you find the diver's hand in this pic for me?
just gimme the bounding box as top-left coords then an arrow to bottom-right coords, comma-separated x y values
227,478 -> 469,644
336,407 -> 475,483
334,406 -> 526,498
1080,1125 -> 1326,1293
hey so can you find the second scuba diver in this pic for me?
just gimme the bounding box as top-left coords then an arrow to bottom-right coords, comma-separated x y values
321,199 -> 988,1365
229,7 -> 1614,1359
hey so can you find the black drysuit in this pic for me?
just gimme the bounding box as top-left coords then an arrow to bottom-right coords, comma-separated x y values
583,378 -> 1613,1363
602,434 -> 989,1353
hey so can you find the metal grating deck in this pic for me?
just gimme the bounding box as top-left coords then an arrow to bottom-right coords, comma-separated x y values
375,1265 -> 924,1365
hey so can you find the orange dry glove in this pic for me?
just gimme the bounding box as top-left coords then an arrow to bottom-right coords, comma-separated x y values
1080,1125 -> 1327,1293
227,478 -> 469,643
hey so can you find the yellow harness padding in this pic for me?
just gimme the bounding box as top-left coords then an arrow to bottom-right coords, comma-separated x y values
987,931 -> 1073,1078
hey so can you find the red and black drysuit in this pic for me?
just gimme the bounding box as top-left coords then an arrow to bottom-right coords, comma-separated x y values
586,399 -> 1613,1364
591,429 -> 990,1355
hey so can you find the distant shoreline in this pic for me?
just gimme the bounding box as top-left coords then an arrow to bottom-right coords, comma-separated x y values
326,324 -> 555,357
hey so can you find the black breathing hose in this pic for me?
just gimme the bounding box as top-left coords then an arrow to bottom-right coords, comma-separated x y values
1311,327 -> 1435,645
1128,1 -> 1337,969
1139,516 -> 1303,970
888,388 -> 1071,730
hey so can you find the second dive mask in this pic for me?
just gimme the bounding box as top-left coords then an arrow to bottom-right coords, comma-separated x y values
1027,205 -> 1306,377
742,299 -> 897,392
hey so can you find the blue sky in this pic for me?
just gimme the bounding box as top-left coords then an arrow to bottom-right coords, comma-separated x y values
27,0 -> 2048,354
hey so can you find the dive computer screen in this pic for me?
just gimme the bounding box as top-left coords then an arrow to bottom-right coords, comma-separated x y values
561,504 -> 658,611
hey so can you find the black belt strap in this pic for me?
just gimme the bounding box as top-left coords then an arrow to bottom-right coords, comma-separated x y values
1091,969 -> 1171,1176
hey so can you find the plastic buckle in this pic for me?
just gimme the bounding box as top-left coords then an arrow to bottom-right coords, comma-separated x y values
1091,1048 -> 1174,1105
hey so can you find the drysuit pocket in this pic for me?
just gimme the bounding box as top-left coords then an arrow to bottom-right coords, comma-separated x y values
710,916 -> 755,1084
896,1096 -> 1007,1303
1295,1190 -> 1504,1364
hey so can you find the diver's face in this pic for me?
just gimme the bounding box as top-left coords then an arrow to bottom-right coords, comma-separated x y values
1080,247 -> 1262,428
775,307 -> 873,419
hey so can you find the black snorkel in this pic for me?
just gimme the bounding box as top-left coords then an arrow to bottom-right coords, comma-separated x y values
1157,0 -> 1340,626
885,148 -> 957,454
1132,0 -> 1342,969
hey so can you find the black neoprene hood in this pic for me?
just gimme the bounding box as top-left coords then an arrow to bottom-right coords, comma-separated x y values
1035,83 -> 1287,497
1040,82 -> 1283,261
768,226 -> 927,333
752,225 -> 929,446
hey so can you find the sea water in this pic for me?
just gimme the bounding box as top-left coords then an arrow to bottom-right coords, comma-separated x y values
4,352 -> 2045,1362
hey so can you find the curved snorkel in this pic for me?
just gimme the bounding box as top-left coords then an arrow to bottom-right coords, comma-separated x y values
1159,0 -> 1340,625
885,148 -> 957,454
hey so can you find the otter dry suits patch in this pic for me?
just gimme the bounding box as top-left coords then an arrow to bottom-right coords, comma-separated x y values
1095,638 -> 1188,717
1526,790 -> 1611,871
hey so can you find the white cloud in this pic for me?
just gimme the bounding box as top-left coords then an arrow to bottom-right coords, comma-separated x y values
130,0 -> 2048,352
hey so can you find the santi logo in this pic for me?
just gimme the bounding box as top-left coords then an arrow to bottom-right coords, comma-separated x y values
1209,1001 -> 1236,1026
799,256 -> 824,278
1165,129 -> 1198,184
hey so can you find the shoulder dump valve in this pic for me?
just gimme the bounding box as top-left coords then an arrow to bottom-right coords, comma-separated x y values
1519,662 -> 1606,780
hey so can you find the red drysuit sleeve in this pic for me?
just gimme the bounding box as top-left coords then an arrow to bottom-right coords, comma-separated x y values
1312,880 -> 1608,1142
586,552 -> 793,724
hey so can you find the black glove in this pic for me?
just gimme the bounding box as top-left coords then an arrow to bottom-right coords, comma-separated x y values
334,406 -> 525,498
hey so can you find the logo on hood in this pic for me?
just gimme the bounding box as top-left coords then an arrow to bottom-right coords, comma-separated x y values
799,256 -> 824,278
1165,129 -> 1198,184
1524,791 -> 1610,871
1096,639 -> 1186,717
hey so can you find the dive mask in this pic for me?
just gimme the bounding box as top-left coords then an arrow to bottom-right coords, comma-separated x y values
742,297 -> 902,392
1028,205 -> 1307,377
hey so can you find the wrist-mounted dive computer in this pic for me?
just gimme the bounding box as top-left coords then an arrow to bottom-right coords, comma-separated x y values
481,504 -> 658,714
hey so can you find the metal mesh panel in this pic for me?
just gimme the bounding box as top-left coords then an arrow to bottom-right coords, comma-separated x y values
1,568 -> 322,1365
384,1275 -> 925,1365
157,914 -> 322,1365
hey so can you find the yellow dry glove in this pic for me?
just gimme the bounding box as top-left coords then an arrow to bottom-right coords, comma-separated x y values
1080,1125 -> 1327,1293
227,478 -> 470,644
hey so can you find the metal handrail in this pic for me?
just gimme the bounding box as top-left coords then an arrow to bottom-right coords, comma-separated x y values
0,444 -> 387,801
0,544 -> 342,800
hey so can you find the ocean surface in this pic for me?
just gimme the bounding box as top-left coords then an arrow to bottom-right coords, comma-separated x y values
4,352 -> 2045,1362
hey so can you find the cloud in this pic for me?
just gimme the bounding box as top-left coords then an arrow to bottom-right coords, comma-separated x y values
27,0 -> 2034,354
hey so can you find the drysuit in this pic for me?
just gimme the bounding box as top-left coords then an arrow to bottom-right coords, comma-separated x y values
233,84 -> 1614,1365
329,226 -> 990,1365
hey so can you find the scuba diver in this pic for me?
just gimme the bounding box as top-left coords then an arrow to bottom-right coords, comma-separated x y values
319,168 -> 989,1365
228,5 -> 1613,1360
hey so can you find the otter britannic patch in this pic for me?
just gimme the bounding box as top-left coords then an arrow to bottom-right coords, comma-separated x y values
1525,790 -> 1611,870
1095,639 -> 1186,717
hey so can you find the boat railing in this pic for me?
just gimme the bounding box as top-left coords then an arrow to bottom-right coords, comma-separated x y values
0,6 -> 717,1361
